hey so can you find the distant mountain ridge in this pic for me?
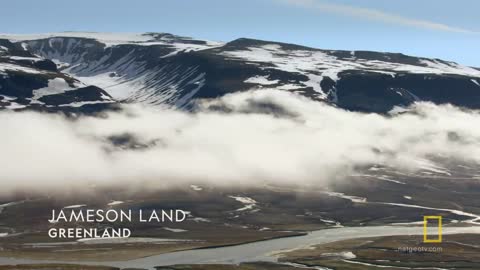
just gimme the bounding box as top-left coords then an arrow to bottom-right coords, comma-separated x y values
1,32 -> 480,113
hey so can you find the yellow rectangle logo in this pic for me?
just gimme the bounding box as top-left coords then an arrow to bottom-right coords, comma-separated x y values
423,216 -> 442,243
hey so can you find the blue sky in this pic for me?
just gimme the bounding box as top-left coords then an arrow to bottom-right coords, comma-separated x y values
1,0 -> 479,66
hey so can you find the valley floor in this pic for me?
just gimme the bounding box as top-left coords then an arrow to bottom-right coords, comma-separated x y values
0,162 -> 479,268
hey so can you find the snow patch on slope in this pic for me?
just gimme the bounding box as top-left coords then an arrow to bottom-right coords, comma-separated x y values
245,76 -> 279,85
229,196 -> 257,211
63,204 -> 86,209
190,185 -> 203,191
108,201 -> 124,206
323,191 -> 367,203
32,78 -> 78,99
0,201 -> 22,214
419,59 -> 480,77
0,62 -> 45,75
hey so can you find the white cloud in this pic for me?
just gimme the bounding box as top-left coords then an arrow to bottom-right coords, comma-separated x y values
0,90 -> 480,194
276,0 -> 476,34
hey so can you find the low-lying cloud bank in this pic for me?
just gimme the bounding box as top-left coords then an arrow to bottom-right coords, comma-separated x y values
1,90 -> 479,193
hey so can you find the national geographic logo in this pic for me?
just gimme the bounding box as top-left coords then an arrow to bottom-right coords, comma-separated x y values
423,216 -> 442,243
396,216 -> 444,254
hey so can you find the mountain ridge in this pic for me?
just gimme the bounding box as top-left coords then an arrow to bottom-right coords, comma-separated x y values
1,32 -> 480,114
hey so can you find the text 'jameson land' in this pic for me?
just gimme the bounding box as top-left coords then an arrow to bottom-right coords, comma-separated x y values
48,209 -> 187,239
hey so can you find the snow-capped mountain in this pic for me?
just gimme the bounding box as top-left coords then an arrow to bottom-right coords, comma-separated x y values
1,32 -> 480,113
